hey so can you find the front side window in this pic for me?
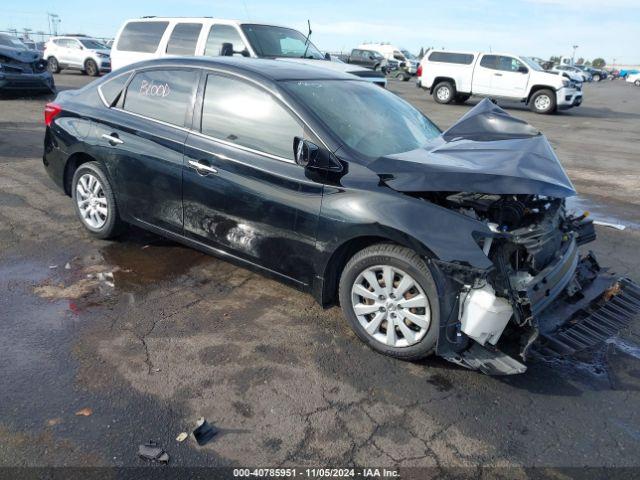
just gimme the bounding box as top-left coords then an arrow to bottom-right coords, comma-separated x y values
166,23 -> 202,55
80,39 -> 107,49
201,74 -> 302,160
241,24 -> 324,60
116,21 -> 168,53
283,80 -> 440,159
123,69 -> 198,127
496,56 -> 525,72
480,54 -> 499,69
204,24 -> 246,56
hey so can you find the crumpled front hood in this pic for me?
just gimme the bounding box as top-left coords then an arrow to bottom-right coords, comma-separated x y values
0,46 -> 41,63
370,99 -> 576,198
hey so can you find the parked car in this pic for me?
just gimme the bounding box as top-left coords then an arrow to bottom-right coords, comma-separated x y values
44,36 -> 111,76
549,65 -> 585,84
110,17 -> 387,87
42,57 -> 639,375
357,43 -> 418,76
346,48 -> 385,70
551,65 -> 590,82
619,69 -> 639,79
626,72 -> 640,86
576,65 -> 607,82
0,33 -> 55,94
417,50 -> 582,113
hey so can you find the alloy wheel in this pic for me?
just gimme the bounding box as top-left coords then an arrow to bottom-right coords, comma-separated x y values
350,265 -> 430,348
76,173 -> 108,229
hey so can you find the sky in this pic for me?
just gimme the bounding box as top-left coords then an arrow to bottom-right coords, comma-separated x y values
5,0 -> 640,65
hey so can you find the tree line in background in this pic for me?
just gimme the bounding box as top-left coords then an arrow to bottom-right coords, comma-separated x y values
548,56 -> 606,68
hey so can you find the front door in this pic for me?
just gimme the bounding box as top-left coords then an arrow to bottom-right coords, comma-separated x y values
182,72 -> 323,285
92,67 -> 199,233
474,54 -> 498,95
490,56 -> 529,97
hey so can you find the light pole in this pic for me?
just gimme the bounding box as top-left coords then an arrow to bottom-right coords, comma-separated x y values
571,45 -> 579,66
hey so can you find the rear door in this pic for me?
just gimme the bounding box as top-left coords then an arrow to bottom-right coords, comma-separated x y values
93,67 -> 199,232
182,72 -> 323,285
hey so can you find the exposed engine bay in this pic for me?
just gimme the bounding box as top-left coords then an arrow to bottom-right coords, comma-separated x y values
416,191 -> 639,375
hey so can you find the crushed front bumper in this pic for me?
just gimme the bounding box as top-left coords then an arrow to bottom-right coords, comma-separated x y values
0,70 -> 55,93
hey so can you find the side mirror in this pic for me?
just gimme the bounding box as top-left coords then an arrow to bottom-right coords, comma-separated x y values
220,42 -> 234,57
518,66 -> 528,74
293,137 -> 343,172
293,137 -> 319,167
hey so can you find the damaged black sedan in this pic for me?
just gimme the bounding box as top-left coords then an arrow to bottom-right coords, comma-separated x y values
42,57 -> 639,374
0,33 -> 55,94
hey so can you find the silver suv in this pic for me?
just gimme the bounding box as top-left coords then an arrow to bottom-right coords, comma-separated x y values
44,36 -> 111,76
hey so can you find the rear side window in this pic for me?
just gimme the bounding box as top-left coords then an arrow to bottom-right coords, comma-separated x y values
99,73 -> 131,106
166,23 -> 202,55
200,74 -> 302,160
204,24 -> 246,56
123,69 -> 198,127
116,21 -> 168,53
428,51 -> 474,65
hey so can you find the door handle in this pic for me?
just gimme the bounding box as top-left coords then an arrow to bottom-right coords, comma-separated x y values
188,160 -> 218,175
101,133 -> 124,146
494,73 -> 503,76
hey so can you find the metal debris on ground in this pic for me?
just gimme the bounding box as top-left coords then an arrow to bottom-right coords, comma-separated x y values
593,220 -> 626,230
175,432 -> 189,442
138,441 -> 169,464
65,262 -> 71,269
193,417 -> 218,446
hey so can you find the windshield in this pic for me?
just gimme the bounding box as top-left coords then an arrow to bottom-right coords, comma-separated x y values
0,34 -> 27,50
241,24 -> 324,59
401,50 -> 416,60
283,80 -> 441,158
521,57 -> 544,72
80,39 -> 107,49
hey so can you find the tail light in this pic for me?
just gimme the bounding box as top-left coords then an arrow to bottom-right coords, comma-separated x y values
416,64 -> 423,77
44,103 -> 62,126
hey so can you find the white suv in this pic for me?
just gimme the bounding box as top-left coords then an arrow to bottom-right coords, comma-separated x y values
44,36 -> 111,76
417,50 -> 582,114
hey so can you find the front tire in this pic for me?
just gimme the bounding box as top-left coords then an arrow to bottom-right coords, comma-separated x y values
339,244 -> 440,360
529,89 -> 556,114
85,59 -> 99,77
635,80 -> 640,87
47,57 -> 60,74
71,162 -> 124,239
432,81 -> 455,104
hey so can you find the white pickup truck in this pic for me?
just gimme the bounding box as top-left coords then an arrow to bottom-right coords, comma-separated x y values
417,51 -> 583,114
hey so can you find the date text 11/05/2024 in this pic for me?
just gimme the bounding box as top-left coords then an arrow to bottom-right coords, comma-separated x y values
232,468 -> 400,477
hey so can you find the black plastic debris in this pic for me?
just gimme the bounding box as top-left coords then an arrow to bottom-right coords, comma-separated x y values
138,441 -> 169,464
193,417 -> 217,446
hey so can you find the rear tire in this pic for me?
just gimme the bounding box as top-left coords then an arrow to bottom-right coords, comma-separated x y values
529,89 -> 556,114
338,244 -> 440,360
432,81 -> 455,104
47,57 -> 60,74
71,162 -> 124,239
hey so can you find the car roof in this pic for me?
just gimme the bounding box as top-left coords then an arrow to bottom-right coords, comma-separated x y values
122,56 -> 359,82
122,17 -> 292,30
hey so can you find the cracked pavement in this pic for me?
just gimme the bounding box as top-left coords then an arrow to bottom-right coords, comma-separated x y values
1,73 -> 639,472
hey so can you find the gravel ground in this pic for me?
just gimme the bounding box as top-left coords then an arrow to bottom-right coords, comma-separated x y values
1,72 -> 639,475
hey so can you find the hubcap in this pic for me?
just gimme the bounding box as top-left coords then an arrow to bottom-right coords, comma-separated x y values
76,173 -> 108,229
351,265 -> 430,348
534,94 -> 551,111
437,86 -> 450,101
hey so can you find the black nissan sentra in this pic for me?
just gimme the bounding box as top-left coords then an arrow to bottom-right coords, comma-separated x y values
43,57 -> 639,375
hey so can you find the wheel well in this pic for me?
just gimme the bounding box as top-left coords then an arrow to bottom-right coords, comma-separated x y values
63,152 -> 96,196
430,77 -> 455,93
527,85 -> 555,104
320,236 -> 400,308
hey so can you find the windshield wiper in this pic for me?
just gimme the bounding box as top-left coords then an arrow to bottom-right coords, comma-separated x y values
301,19 -> 312,59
